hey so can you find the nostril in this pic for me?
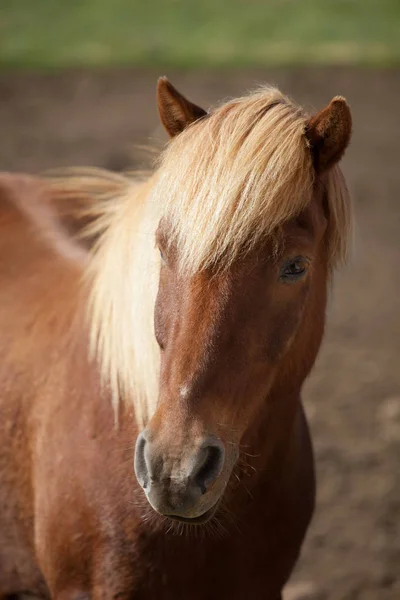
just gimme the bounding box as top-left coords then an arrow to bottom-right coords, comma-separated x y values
194,443 -> 225,495
134,432 -> 149,490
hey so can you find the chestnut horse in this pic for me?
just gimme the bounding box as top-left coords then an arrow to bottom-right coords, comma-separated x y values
0,79 -> 352,600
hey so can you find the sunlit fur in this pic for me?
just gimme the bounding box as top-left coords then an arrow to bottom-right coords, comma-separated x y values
50,86 -> 351,430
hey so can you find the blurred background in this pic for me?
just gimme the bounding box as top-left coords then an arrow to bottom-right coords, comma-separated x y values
1,2 -> 399,599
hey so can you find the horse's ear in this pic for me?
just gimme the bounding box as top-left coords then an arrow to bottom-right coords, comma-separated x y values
306,97 -> 352,173
157,77 -> 207,138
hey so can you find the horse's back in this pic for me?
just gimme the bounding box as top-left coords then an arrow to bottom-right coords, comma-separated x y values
0,172 -> 86,358
0,174 -> 85,414
0,174 -> 85,598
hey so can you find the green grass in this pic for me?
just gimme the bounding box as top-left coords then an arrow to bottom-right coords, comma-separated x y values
1,0 -> 399,69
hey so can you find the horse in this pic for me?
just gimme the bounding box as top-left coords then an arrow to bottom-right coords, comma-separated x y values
0,78 -> 352,600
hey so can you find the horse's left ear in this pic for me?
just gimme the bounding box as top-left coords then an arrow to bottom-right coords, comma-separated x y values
157,76 -> 208,138
306,97 -> 352,173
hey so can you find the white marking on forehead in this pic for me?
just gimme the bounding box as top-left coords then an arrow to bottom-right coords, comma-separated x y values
179,384 -> 191,400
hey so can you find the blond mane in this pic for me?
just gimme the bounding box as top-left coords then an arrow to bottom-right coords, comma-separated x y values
60,86 -> 351,429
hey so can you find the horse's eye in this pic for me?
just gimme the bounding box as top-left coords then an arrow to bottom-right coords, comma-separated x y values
159,248 -> 166,264
280,257 -> 309,282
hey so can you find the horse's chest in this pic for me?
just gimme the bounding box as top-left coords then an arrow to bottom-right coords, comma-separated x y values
126,521 -> 290,600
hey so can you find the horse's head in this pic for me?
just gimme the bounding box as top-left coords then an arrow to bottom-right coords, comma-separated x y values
134,79 -> 352,523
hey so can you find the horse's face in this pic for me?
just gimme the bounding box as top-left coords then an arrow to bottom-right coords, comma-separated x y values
134,78 -> 351,523
135,195 -> 328,523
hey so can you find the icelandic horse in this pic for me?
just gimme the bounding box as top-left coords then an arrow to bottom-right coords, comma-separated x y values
0,78 -> 352,599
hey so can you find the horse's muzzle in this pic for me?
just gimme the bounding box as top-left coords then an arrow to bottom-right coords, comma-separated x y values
134,429 -> 225,521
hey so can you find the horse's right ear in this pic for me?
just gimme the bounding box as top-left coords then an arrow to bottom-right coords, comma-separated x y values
157,77 -> 207,138
306,97 -> 352,173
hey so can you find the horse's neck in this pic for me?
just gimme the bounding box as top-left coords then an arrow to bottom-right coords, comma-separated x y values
238,389 -> 311,496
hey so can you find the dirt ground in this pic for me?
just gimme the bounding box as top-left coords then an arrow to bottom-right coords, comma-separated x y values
0,67 -> 399,599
